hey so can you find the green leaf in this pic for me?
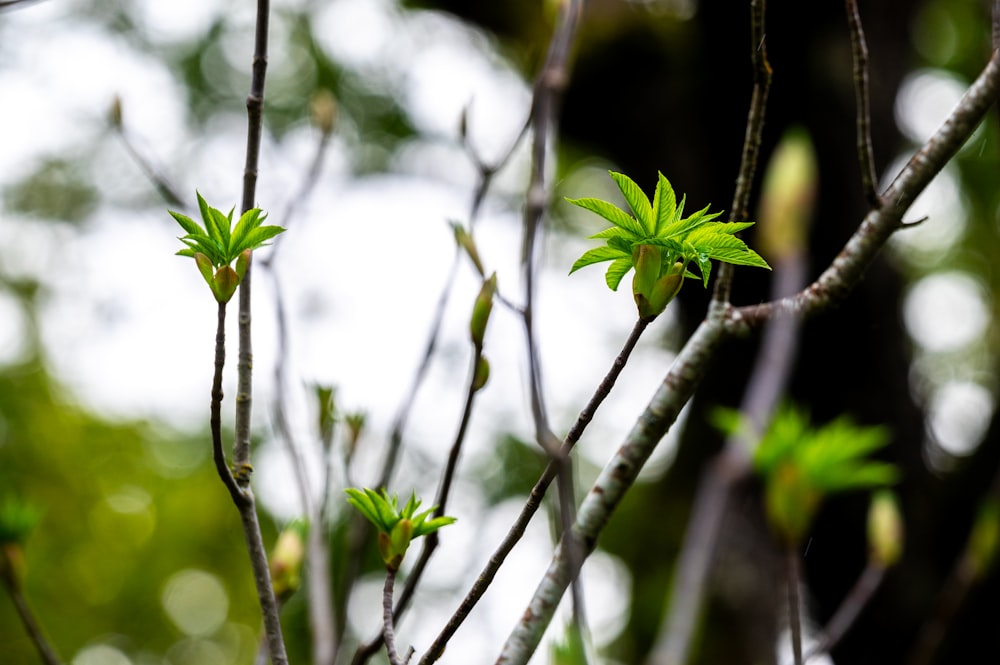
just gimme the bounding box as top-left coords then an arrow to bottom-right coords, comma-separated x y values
566,170 -> 770,315
651,172 -> 677,236
566,197 -> 645,238
605,257 -> 632,291
230,208 -> 267,252
609,171 -> 653,232
231,225 -> 285,256
569,246 -> 630,274
169,210 -> 204,237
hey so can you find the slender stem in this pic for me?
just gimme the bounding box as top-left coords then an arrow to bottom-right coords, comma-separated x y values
1,564 -> 63,665
419,317 -> 650,665
804,562 -> 885,661
211,301 -> 243,504
519,0 -> 582,456
713,0 -> 771,306
382,569 -> 412,665
786,546 -> 804,665
270,272 -> 337,665
845,0 -> 880,207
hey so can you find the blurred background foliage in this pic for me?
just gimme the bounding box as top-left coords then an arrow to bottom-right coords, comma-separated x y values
1,0 -> 999,664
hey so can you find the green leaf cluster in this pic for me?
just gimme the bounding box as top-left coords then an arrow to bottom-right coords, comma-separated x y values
169,192 -> 284,302
567,171 -> 770,318
344,487 -> 456,571
754,405 -> 898,544
0,495 -> 41,546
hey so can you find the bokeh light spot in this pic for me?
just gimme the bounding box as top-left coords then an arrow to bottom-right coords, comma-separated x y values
903,271 -> 988,352
162,569 -> 229,637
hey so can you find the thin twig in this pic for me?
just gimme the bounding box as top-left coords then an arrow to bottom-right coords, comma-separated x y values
419,317 -> 651,665
845,0 -> 880,207
1,567 -> 63,665
515,0 -> 589,647
217,1 -> 288,663
109,104 -> 186,208
382,569 -> 411,665
258,90 -> 339,665
786,546 -> 804,665
211,301 -> 244,505
804,561 -> 886,661
712,0 -> 772,306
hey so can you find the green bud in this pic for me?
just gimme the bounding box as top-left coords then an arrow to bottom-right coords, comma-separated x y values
645,262 -> 685,318
631,244 -> 662,313
212,265 -> 240,303
867,490 -> 904,567
380,518 -> 414,571
967,499 -> 1000,580
765,461 -> 820,545
310,89 -> 338,134
472,355 -> 490,392
235,248 -> 252,281
469,272 -> 497,349
194,253 -> 215,289
757,127 -> 817,260
270,523 -> 306,600
451,222 -> 485,276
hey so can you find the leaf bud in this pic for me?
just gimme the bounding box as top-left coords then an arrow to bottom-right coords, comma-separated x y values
194,253 -> 216,289
235,248 -> 252,281
269,522 -> 306,601
451,221 -> 485,276
469,272 -> 497,349
212,265 -> 240,303
967,499 -> 1000,580
310,89 -> 338,135
867,490 -> 904,567
472,355 -> 490,392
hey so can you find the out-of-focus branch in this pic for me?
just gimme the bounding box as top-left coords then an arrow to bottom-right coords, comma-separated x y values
845,0 -> 880,207
804,561 -> 886,661
1,556 -> 63,665
108,96 -> 186,208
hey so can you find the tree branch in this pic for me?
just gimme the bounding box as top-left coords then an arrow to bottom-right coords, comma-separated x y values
845,0 -> 880,207
713,0 -> 772,305
497,42 -> 1000,665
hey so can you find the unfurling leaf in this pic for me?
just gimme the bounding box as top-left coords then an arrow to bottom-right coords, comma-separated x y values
567,170 -> 770,318
169,193 -> 284,302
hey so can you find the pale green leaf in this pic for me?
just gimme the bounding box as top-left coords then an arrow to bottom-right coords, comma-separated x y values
169,210 -> 204,236
652,172 -> 677,235
605,257 -> 632,291
231,225 -> 285,256
567,197 -> 646,238
609,171 -> 653,232
569,246 -> 630,274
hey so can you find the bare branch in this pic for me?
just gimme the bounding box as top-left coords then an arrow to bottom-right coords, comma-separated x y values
845,0 -> 880,207
713,0 -> 772,305
727,49 -> 1000,332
